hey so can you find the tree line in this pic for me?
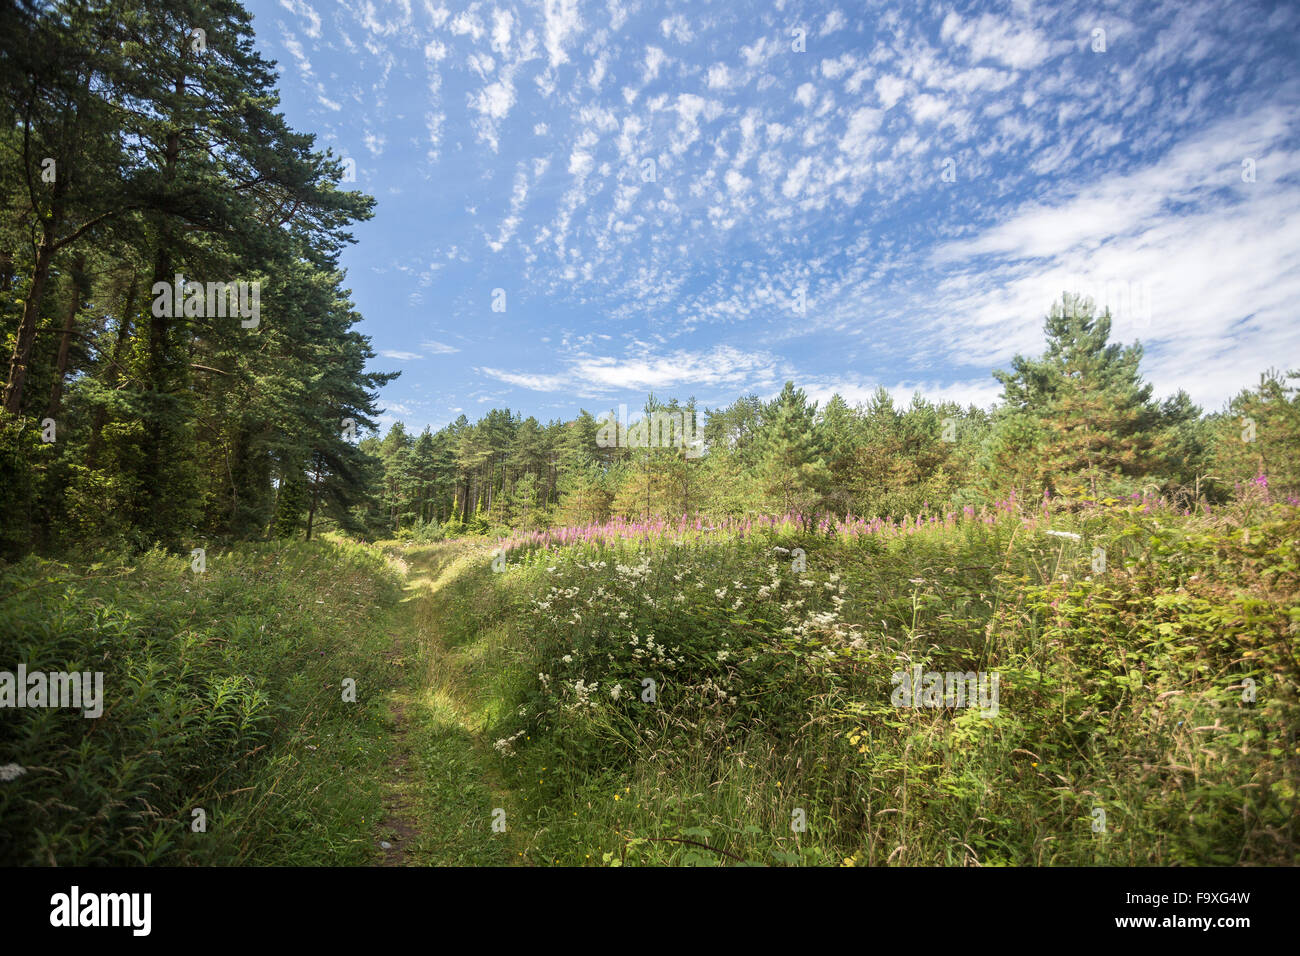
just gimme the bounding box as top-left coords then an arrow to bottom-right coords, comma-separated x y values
362,296 -> 1299,540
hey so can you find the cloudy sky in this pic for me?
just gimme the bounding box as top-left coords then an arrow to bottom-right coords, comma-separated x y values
247,0 -> 1300,432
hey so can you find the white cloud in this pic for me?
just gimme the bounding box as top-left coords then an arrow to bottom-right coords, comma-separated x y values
472,80 -> 515,120
490,8 -> 513,54
544,0 -> 581,68
804,378 -> 1004,410
909,93 -> 948,124
781,156 -> 813,199
421,340 -> 460,354
875,74 -> 905,109
660,14 -> 692,44
940,11 -> 1055,70
478,368 -> 571,391
279,0 -> 321,39
642,45 -> 668,83
839,108 -> 882,157
481,345 -> 782,395
707,63 -> 734,90
818,10 -> 847,37
449,10 -> 484,40
924,109 -> 1300,408
724,169 -> 751,194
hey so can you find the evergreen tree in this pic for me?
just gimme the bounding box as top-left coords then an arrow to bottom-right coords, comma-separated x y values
753,382 -> 828,519
1210,368 -> 1300,494
989,294 -> 1163,498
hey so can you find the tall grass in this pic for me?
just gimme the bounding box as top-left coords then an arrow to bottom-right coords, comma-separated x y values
459,499 -> 1299,865
0,538 -> 408,865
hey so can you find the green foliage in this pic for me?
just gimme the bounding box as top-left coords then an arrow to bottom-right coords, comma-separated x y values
987,294 -> 1171,499
0,413 -> 50,558
1208,367 -> 1300,496
439,503 -> 1299,865
0,0 -> 390,552
0,538 -> 405,865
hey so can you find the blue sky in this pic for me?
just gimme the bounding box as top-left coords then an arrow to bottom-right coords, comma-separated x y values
246,0 -> 1300,433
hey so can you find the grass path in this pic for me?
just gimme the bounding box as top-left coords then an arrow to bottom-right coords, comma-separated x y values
374,540 -> 520,866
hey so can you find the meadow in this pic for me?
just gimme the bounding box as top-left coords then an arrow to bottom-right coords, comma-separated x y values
414,490 -> 1300,865
2,491 -> 1295,866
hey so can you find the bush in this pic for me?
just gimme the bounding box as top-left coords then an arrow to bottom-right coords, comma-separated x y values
0,537 -> 405,865
464,501 -> 1299,865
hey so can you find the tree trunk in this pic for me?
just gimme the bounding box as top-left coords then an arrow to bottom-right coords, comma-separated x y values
3,236 -> 56,414
306,456 -> 322,541
45,253 -> 88,421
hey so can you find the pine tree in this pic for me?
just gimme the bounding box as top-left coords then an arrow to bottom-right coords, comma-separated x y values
989,294 -> 1162,498
1210,368 -> 1300,494
753,382 -> 828,519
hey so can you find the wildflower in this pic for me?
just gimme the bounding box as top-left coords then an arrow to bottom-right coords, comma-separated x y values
0,763 -> 26,782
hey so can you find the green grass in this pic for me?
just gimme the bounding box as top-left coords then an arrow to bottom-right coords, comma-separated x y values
5,501 -> 1295,867
0,536 -> 411,865
374,540 -> 515,865
441,501 -> 1300,866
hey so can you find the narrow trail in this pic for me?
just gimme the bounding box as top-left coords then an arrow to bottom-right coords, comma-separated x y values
376,541 -> 519,866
